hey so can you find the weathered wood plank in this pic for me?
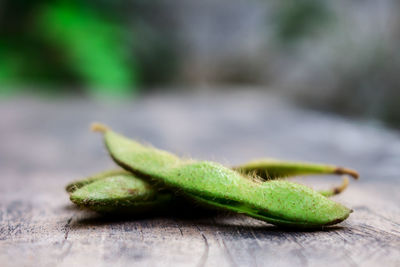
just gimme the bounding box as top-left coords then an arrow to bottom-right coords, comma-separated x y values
0,93 -> 399,267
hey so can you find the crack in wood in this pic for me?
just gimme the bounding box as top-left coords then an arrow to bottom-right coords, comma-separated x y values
56,215 -> 74,262
195,225 -> 209,267
250,228 -> 263,249
64,217 -> 73,240
210,218 -> 239,267
234,227 -> 259,267
56,216 -> 74,262
221,237 -> 238,267
173,218 -> 184,236
333,230 -> 359,267
285,233 -> 309,267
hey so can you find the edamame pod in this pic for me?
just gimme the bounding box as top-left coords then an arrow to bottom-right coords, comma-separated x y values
234,159 -> 357,196
92,123 -> 353,228
69,171 -> 172,213
233,159 -> 359,180
66,169 -> 130,193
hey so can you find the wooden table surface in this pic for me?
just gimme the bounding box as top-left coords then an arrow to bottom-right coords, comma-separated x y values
1,92 -> 399,267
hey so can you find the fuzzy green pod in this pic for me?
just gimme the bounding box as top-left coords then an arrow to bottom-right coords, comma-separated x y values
69,171 -> 172,213
92,123 -> 353,228
234,159 -> 357,197
233,159 -> 359,180
66,169 -> 130,193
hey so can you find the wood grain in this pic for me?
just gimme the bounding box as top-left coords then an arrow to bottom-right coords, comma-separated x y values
1,92 -> 399,267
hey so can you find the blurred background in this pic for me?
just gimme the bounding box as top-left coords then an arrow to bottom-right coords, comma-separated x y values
1,0 -> 399,126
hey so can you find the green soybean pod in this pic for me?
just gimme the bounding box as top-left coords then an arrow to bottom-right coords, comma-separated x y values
234,159 -> 358,196
66,169 -> 130,193
69,171 -> 172,213
233,159 -> 359,180
91,123 -> 353,228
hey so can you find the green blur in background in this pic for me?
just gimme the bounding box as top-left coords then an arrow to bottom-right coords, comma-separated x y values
1,0 -> 400,127
0,0 -> 331,98
0,0 -> 178,97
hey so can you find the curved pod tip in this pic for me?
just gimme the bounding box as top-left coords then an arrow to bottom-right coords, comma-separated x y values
335,167 -> 359,180
91,122 -> 110,133
335,176 -> 350,194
